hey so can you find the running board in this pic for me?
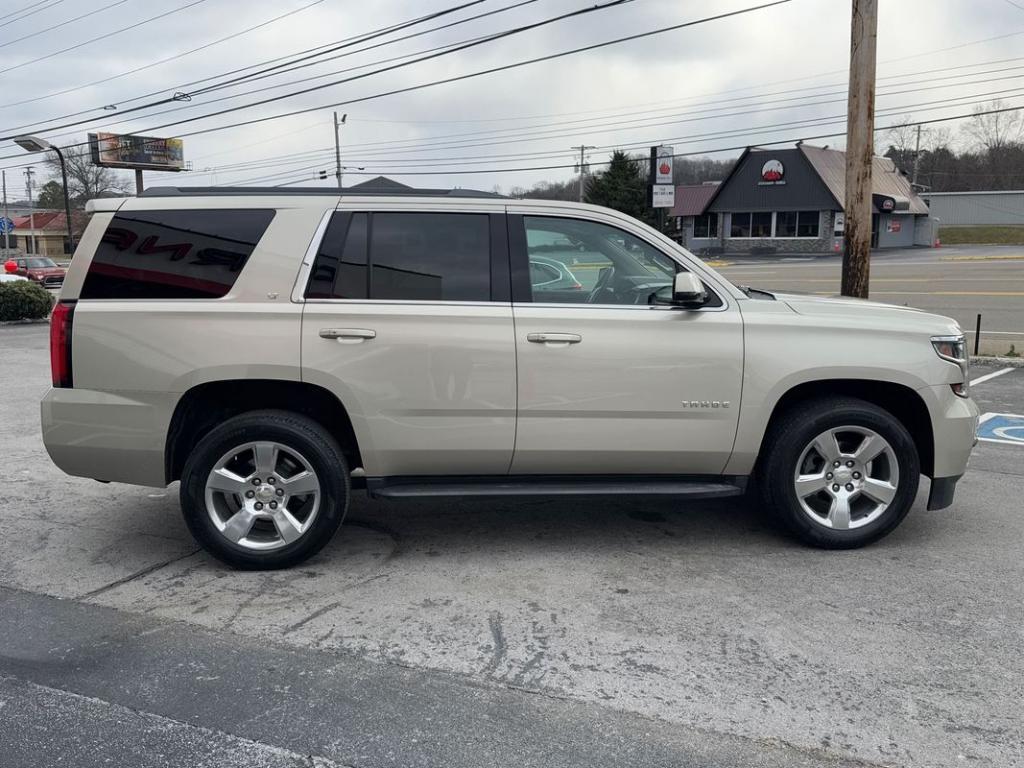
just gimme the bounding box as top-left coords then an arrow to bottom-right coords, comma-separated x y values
366,475 -> 747,500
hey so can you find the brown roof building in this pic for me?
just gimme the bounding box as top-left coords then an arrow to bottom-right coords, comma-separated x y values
672,144 -> 934,256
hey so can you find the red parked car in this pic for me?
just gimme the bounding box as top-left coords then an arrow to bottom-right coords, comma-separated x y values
13,256 -> 66,288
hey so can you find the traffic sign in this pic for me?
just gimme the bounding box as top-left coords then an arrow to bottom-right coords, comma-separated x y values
0,217 -> 14,234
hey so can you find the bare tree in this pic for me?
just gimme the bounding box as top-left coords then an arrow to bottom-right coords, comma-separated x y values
961,99 -> 1024,152
44,141 -> 131,206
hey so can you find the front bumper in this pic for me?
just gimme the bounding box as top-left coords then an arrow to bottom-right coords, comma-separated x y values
919,383 -> 978,510
920,384 -> 979,479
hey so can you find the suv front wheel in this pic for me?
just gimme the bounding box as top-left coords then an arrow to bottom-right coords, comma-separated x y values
760,397 -> 920,549
180,410 -> 350,569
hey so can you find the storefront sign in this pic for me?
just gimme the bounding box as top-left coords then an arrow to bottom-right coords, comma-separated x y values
887,218 -> 902,233
650,184 -> 675,208
833,211 -> 845,234
758,159 -> 786,186
650,145 -> 673,184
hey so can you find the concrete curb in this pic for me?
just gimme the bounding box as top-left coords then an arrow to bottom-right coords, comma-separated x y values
971,355 -> 1024,367
0,318 -> 49,327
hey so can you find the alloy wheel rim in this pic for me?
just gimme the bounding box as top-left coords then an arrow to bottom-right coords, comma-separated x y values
204,441 -> 321,551
793,426 -> 899,531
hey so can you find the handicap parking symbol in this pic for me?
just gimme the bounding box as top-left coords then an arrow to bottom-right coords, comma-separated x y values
978,413 -> 1024,446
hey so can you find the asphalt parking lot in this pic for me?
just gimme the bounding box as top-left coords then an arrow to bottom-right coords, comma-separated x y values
1,322 -> 1023,768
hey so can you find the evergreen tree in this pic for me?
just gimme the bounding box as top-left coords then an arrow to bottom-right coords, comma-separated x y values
584,150 -> 650,222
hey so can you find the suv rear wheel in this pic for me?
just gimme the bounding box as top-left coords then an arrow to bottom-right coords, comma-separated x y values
760,397 -> 920,549
180,410 -> 349,569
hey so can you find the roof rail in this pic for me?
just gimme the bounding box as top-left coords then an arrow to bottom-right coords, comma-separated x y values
139,186 -> 505,198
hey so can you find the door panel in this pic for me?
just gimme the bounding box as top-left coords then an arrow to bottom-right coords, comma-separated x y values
508,210 -> 743,476
510,305 -> 743,474
302,302 -> 516,477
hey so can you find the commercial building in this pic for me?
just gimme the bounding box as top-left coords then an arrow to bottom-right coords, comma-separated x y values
673,144 -> 934,255
6,211 -> 85,258
922,190 -> 1024,227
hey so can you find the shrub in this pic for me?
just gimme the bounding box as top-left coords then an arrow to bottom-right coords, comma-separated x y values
0,280 -> 55,321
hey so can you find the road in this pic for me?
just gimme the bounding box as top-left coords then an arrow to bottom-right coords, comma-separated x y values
1,323 -> 1023,768
714,245 -> 1024,356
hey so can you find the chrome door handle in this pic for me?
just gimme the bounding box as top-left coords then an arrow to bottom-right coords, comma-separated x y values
527,332 -> 582,345
319,328 -> 376,342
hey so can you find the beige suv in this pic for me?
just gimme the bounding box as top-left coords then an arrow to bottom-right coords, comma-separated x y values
41,188 -> 978,569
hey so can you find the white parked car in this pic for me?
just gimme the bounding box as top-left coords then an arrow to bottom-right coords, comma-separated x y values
40,188 -> 978,568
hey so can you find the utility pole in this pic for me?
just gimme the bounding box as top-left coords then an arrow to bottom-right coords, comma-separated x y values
24,167 -> 36,256
911,123 -> 922,187
334,112 -> 347,190
572,145 -> 596,202
841,0 -> 878,299
2,170 -> 9,253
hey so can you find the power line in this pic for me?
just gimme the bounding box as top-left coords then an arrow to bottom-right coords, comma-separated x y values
185,92 -> 1024,186
0,0 -> 67,31
3,0 -> 623,140
26,21 -> 511,141
0,0 -> 326,112
1,0 -> 495,134
91,0 -> 795,148
0,0 -> 134,50
270,103 -> 1024,180
0,0 -> 214,76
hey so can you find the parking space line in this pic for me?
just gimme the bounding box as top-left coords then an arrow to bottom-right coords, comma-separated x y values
971,368 -> 1014,386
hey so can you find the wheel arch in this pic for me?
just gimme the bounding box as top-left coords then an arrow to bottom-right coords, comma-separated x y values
758,379 -> 935,478
165,379 -> 363,484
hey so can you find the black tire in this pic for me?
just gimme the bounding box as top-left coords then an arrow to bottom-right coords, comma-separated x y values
180,410 -> 350,570
758,396 -> 920,549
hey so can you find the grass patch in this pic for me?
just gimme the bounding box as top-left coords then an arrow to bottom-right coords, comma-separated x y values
939,226 -> 1024,245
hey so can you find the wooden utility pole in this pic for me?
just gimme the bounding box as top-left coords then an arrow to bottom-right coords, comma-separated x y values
911,123 -> 922,186
841,0 -> 878,299
572,145 -> 595,202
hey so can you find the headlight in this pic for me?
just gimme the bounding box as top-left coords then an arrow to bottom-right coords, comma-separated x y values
931,335 -> 966,364
932,335 -> 969,397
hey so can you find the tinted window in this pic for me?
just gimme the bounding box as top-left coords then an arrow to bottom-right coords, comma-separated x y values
305,212 -> 368,299
81,209 -> 274,299
371,213 -> 489,301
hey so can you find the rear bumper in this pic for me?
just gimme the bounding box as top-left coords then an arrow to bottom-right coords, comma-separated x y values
41,387 -> 175,487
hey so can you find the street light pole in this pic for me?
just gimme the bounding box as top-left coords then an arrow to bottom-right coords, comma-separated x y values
51,144 -> 75,254
12,135 -> 76,255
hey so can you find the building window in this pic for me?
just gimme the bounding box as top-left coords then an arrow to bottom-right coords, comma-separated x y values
796,211 -> 820,237
776,211 -> 798,237
693,213 -> 718,238
776,211 -> 821,238
730,213 -> 751,238
751,212 -> 772,237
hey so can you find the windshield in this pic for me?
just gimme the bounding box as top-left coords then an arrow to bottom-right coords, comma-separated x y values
26,257 -> 57,268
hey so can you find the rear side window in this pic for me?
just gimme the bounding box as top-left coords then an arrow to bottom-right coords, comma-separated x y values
80,209 -> 275,299
305,211 -> 491,302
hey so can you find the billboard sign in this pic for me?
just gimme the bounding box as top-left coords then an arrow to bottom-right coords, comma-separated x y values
650,145 -> 673,184
89,132 -> 185,171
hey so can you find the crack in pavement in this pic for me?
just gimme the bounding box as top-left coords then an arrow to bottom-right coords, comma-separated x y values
77,549 -> 202,600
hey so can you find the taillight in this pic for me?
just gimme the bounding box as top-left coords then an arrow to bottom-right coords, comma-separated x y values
50,301 -> 75,388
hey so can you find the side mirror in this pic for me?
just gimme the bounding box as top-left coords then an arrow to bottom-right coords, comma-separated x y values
671,272 -> 707,307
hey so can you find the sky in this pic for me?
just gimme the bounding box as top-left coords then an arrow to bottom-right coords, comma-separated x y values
0,0 -> 1023,197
